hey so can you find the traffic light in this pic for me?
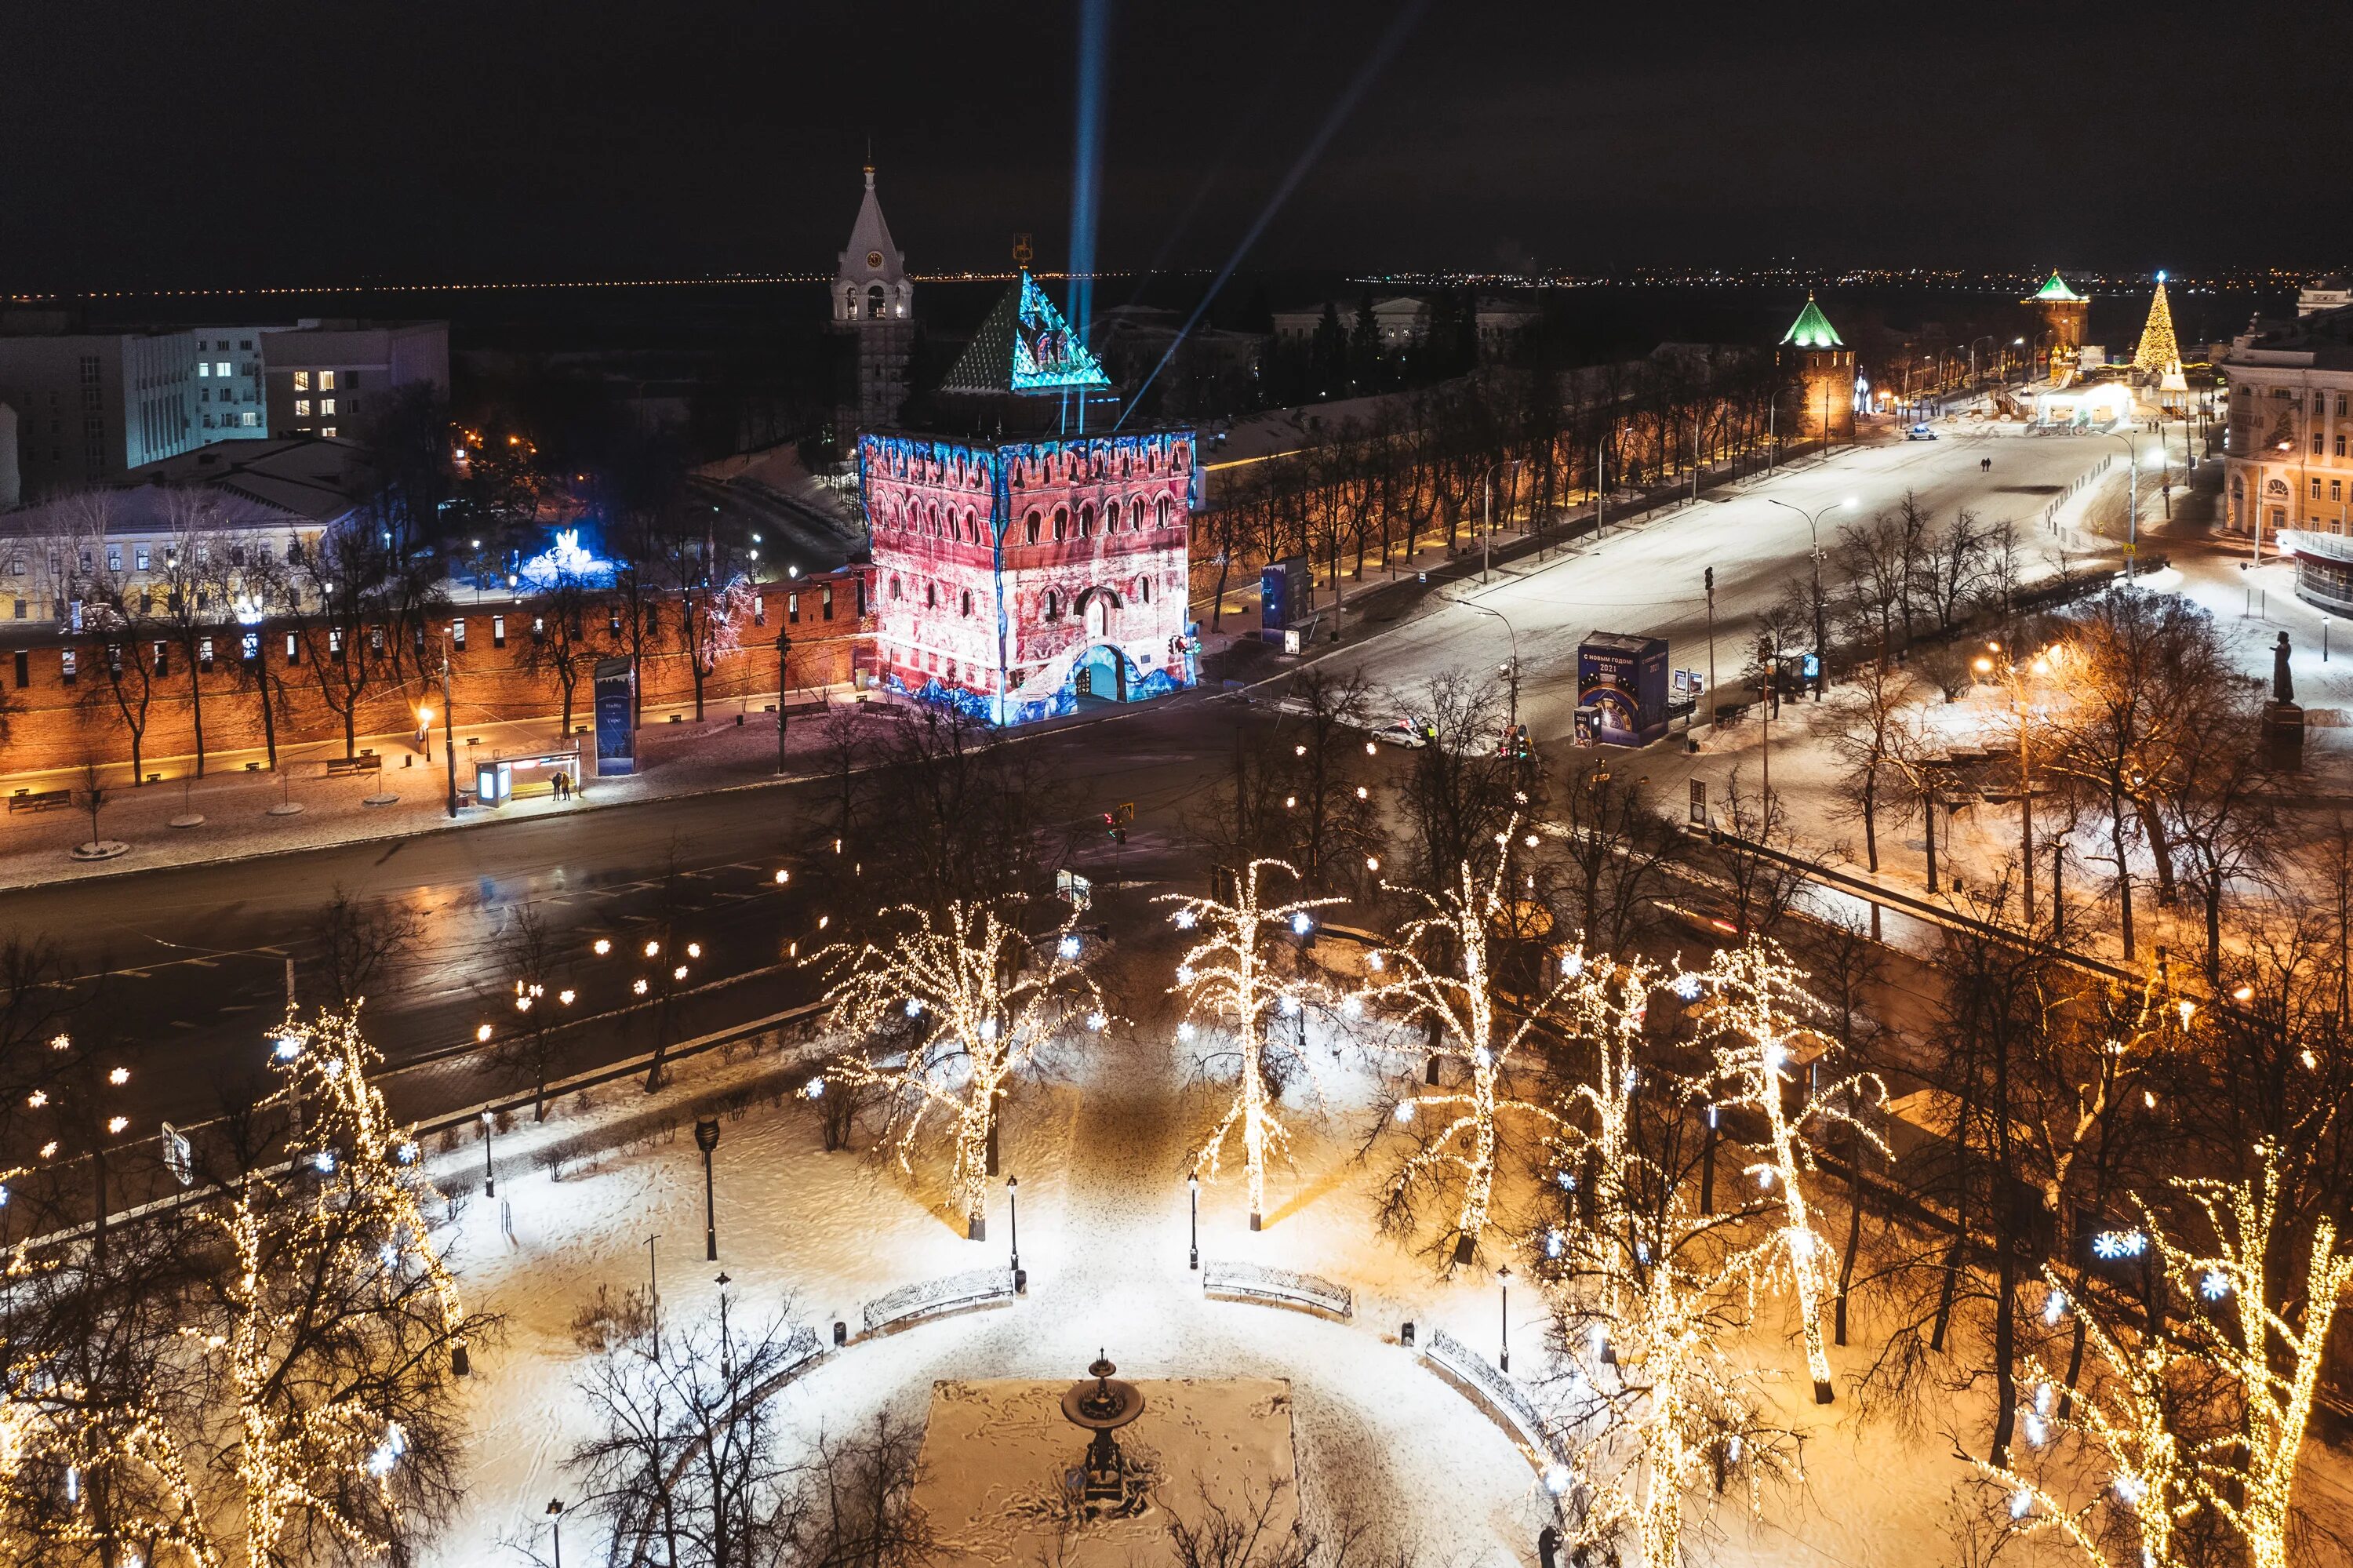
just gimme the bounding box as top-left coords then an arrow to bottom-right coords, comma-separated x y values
1101,812 -> 1126,846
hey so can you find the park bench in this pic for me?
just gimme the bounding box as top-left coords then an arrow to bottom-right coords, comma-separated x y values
323,754 -> 380,778
1199,1261 -> 1353,1320
6,789 -> 70,814
860,1266 -> 1018,1336
1423,1328 -> 1558,1461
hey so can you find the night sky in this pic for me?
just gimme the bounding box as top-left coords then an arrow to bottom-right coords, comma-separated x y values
5,2 -> 2348,289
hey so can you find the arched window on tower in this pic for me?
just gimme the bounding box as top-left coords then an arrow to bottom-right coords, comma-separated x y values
1128,497 -> 1144,531
1155,495 -> 1173,529
961,588 -> 974,617
926,581 -> 937,609
1138,577 -> 1151,605
866,284 -> 886,320
889,575 -> 902,600
1025,510 -> 1042,544
1078,503 -> 1095,537
1042,589 -> 1060,622
1053,506 -> 1068,541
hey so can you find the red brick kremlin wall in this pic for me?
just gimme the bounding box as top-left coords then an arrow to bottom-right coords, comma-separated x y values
0,570 -> 871,781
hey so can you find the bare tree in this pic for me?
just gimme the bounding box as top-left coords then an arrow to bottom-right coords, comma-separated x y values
311,887 -> 424,1012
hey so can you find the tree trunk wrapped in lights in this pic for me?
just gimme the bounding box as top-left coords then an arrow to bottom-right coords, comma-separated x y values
209,1005 -> 487,1566
1162,860 -> 1343,1231
815,897 -> 1103,1239
1690,937 -> 1887,1405
2,1009 -> 492,1566
1964,1276 -> 2197,1568
2164,1146 -> 2351,1568
1547,944 -> 1665,1261
1364,824 -> 1568,1267
1543,1153 -> 1802,1568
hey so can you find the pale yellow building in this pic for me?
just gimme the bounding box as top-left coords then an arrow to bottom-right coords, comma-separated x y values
2220,306 -> 2353,555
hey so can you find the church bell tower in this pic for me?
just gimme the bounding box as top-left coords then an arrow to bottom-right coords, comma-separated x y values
832,165 -> 914,442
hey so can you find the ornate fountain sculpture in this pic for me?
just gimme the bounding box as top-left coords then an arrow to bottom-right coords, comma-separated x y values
1060,1349 -> 1146,1512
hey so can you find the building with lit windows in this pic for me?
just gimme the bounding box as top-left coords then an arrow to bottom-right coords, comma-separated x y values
261,321 -> 449,439
2221,305 -> 2353,606
862,273 -> 1197,725
187,327 -> 268,441
0,329 -> 206,498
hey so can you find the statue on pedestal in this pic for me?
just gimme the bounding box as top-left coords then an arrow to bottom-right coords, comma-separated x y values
2266,631 -> 2305,770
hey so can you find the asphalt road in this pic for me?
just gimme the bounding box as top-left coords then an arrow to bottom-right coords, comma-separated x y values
4,431 -> 2098,1142
5,695 -> 1266,1139
1333,428 -> 2111,738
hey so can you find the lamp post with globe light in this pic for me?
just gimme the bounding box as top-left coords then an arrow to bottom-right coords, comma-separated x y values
1766,496 -> 1855,700
1498,1264 -> 1513,1372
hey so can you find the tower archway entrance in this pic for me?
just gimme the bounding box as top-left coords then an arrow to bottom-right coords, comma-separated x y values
1074,643 -> 1126,702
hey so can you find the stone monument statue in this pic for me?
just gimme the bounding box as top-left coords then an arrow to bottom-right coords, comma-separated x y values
2265,631 -> 2304,769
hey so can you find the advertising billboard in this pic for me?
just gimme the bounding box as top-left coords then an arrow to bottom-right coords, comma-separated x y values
1260,557 -> 1313,643
593,657 -> 636,776
1576,633 -> 1671,747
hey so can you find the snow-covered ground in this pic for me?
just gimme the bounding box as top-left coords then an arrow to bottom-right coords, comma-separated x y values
413,917 -> 2288,1568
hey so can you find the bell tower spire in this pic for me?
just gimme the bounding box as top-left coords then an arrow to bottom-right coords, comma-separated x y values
831,162 -> 913,439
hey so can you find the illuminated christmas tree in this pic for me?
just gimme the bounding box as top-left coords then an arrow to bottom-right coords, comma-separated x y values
816,897 -> 1104,1239
1162,860 -> 1343,1231
2133,273 -> 2182,378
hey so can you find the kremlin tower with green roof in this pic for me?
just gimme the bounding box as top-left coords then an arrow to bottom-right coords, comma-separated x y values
2023,270 -> 2089,384
1779,294 -> 1855,442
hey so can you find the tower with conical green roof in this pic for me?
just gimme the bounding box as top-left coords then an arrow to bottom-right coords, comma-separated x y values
2023,270 -> 2089,384
1778,294 -> 1855,442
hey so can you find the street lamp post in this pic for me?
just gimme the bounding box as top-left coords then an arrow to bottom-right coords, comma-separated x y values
1452,598 -> 1520,735
1497,1264 -> 1512,1373
2106,431 -> 2140,580
1974,642 -> 2060,927
1704,566 -> 1718,729
1766,497 -> 1856,702
646,1234 -> 660,1362
695,1118 -> 721,1261
1002,1172 -> 1021,1280
1187,1172 -> 1200,1271
776,630 -> 793,777
479,1109 -> 496,1198
547,1499 -> 565,1568
440,649 -> 459,820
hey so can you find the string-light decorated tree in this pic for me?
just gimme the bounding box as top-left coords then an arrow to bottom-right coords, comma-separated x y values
1692,937 -> 1886,1404
1965,1275 -> 2197,1568
1548,944 -> 1665,1232
2160,1148 -> 2349,1568
1163,860 -> 1342,1231
203,1005 -> 486,1566
1973,1146 -> 2353,1568
1366,824 -> 1568,1266
816,897 -> 1103,1239
1544,1151 -> 1802,1568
